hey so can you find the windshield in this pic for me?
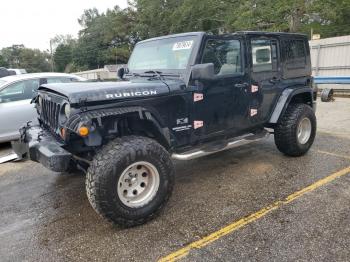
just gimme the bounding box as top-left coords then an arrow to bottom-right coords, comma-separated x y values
128,36 -> 196,71
0,80 -> 7,88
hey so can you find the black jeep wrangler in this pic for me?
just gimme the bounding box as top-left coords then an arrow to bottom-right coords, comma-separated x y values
13,32 -> 317,227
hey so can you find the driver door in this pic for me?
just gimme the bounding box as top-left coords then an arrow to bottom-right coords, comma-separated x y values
192,36 -> 251,142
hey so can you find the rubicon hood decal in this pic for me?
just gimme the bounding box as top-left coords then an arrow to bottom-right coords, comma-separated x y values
38,80 -> 169,104
106,90 -> 157,99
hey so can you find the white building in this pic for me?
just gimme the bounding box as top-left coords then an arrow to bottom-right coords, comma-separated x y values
74,64 -> 126,80
310,35 -> 350,77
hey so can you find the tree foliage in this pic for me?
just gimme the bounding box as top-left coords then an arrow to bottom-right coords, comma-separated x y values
0,54 -> 9,68
3,0 -> 348,73
53,44 -> 73,72
0,45 -> 50,72
52,0 -> 350,72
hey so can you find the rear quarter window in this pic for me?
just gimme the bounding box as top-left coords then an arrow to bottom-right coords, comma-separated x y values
284,39 -> 307,69
282,38 -> 311,78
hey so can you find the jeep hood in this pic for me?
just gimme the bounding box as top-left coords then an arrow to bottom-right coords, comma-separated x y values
38,79 -> 174,104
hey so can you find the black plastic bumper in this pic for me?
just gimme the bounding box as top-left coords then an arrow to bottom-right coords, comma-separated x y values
11,125 -> 72,172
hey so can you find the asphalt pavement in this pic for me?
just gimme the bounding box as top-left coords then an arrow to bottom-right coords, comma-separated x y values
0,98 -> 349,262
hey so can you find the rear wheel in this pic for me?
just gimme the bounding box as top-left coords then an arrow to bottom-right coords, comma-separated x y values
274,103 -> 316,156
86,136 -> 174,227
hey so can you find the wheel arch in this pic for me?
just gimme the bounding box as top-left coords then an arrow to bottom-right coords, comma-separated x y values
269,87 -> 314,124
67,106 -> 172,149
121,111 -> 172,150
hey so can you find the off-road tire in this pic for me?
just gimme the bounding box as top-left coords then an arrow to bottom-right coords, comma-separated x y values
274,103 -> 316,156
86,136 -> 174,227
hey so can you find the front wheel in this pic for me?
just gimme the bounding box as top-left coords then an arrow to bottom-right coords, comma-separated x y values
86,136 -> 174,227
274,103 -> 316,156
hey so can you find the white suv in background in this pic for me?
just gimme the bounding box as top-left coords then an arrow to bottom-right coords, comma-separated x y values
8,69 -> 27,75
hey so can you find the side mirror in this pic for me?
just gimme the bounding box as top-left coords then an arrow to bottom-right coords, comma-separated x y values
117,67 -> 125,80
191,63 -> 215,81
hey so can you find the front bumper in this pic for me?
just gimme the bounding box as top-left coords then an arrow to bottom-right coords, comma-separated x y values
11,124 -> 72,172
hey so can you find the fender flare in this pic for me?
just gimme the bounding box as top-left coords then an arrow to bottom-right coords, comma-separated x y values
269,87 -> 314,124
66,106 -> 171,148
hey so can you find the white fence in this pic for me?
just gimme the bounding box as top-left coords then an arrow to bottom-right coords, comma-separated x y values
310,35 -> 350,90
74,64 -> 126,80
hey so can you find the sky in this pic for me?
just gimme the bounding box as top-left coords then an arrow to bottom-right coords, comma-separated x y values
0,0 -> 128,51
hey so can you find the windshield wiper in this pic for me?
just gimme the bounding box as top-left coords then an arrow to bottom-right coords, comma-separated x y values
143,70 -> 166,81
127,70 -> 180,79
125,72 -> 141,77
144,70 -> 163,77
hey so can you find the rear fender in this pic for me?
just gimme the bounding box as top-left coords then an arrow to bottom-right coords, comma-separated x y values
269,87 -> 314,124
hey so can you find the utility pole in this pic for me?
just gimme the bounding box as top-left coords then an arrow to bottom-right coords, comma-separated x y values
310,27 -> 313,40
50,39 -> 54,72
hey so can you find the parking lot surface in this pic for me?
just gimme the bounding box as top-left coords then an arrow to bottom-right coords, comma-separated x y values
0,98 -> 349,262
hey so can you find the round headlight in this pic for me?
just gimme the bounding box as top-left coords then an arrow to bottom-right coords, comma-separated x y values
64,103 -> 71,118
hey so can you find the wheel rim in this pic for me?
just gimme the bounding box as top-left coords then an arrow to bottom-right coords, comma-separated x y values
297,117 -> 312,144
117,161 -> 160,208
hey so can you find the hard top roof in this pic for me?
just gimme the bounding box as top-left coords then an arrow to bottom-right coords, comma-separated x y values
137,31 -> 308,44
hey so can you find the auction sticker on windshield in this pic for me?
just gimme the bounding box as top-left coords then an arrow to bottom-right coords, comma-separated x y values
173,40 -> 193,51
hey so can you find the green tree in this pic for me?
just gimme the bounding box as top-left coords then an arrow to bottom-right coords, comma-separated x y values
54,44 -> 73,72
169,0 -> 229,33
67,0 -> 350,70
0,45 -> 50,72
306,0 -> 350,38
0,54 -> 8,67
18,48 -> 51,72
225,0 -> 350,36
72,6 -> 136,70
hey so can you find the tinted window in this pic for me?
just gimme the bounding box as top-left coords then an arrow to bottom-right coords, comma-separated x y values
284,39 -> 306,69
0,79 -> 39,103
251,39 -> 278,73
202,39 -> 242,75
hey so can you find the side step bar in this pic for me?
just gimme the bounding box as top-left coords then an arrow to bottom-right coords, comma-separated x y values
171,130 -> 270,161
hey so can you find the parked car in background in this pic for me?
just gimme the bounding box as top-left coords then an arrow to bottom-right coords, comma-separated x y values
8,68 -> 27,75
0,67 -> 16,78
0,73 -> 86,143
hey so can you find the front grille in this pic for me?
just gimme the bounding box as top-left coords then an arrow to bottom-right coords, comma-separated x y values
40,98 -> 61,132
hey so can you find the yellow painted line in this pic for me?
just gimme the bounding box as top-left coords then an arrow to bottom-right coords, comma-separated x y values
315,150 -> 350,160
159,166 -> 350,262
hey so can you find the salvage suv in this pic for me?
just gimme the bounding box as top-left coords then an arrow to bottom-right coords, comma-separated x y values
13,32 -> 317,227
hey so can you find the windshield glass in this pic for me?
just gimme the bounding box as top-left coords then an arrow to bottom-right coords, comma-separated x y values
0,80 -> 7,88
128,36 -> 196,71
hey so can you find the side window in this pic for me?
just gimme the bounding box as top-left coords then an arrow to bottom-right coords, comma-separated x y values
202,39 -> 242,75
284,39 -> 306,69
0,79 -> 39,103
251,39 -> 278,73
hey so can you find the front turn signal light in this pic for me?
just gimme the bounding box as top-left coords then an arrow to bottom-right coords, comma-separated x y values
78,126 -> 89,137
60,128 -> 66,139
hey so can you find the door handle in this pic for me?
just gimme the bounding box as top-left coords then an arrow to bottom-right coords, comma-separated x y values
269,77 -> 280,84
234,83 -> 248,89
